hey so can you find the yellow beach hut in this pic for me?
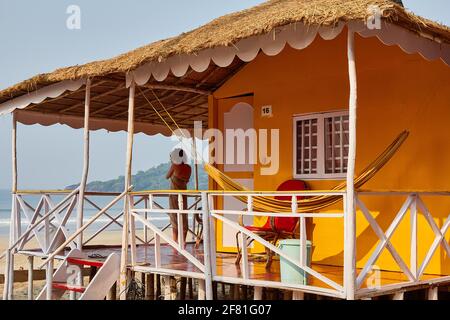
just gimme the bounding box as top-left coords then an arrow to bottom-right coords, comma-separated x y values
0,0 -> 449,300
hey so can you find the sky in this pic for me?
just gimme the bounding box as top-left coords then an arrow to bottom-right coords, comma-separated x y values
0,0 -> 449,190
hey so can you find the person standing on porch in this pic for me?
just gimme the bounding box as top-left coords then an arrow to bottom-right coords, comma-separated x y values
166,148 -> 192,244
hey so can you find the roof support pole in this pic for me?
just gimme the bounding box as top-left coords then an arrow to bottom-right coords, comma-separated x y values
119,80 -> 136,300
12,112 -> 17,193
3,112 -> 18,300
344,29 -> 357,300
75,79 -> 92,250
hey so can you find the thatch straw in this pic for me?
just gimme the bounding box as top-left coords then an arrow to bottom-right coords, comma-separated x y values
1,0 -> 449,102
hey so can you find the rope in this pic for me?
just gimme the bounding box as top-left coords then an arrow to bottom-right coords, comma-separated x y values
151,89 -> 186,139
117,278 -> 145,300
140,86 -> 201,161
138,87 -> 176,136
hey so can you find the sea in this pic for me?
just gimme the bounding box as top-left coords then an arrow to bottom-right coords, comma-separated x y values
0,189 -> 171,237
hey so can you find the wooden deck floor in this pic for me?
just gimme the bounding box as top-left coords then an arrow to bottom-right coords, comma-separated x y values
77,243 -> 447,296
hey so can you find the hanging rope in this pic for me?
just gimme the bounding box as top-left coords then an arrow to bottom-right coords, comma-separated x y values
151,89 -> 187,139
138,87 -> 176,136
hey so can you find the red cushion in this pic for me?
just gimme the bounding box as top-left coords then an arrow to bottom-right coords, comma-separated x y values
244,180 -> 309,233
274,180 -> 308,201
273,180 -> 308,232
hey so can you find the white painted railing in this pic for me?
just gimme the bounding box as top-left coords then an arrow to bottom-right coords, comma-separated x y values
207,190 -> 347,299
3,188 -> 449,300
5,190 -> 140,254
128,191 -> 213,299
354,191 -> 450,297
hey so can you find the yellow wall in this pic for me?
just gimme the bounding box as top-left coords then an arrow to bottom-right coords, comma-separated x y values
211,31 -> 450,275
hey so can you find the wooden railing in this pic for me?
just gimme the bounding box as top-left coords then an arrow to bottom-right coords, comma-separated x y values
207,190 -> 347,299
354,190 -> 450,297
2,189 -> 449,300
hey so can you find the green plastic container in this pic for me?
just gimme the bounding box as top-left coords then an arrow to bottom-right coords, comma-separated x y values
278,239 -> 312,285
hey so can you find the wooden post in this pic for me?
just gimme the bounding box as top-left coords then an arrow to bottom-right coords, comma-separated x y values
410,194 -> 418,279
129,194 -> 137,265
163,276 -> 176,300
392,291 -> 404,300
76,78 -> 91,249
427,287 -> 438,300
46,258 -> 54,300
344,29 -> 358,301
283,290 -> 292,300
293,291 -> 305,300
12,112 -> 17,193
241,285 -> 247,300
146,273 -> 155,300
119,81 -> 136,300
232,285 -> 240,299
4,113 -> 18,300
180,277 -> 187,300
2,250 -> 12,300
254,287 -> 263,300
27,256 -> 34,300
188,278 -> 194,299
156,274 -> 161,299
201,192 -> 213,300
198,280 -> 206,300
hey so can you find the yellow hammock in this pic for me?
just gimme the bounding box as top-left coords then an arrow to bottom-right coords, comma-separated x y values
137,88 -> 408,213
204,130 -> 409,213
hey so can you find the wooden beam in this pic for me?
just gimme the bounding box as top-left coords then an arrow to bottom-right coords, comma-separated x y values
195,66 -> 221,88
25,81 -> 107,112
139,95 -> 205,122
144,84 -> 210,96
176,110 -> 209,125
59,83 -> 124,113
113,89 -> 177,119
91,86 -> 149,116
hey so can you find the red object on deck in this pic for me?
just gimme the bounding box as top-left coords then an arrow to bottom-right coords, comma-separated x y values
52,282 -> 86,293
67,257 -> 104,268
246,179 -> 308,233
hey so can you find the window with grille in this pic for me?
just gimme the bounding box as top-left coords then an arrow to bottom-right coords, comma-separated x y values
294,111 -> 349,179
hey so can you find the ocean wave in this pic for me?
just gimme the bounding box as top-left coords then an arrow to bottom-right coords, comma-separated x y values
0,216 -> 170,226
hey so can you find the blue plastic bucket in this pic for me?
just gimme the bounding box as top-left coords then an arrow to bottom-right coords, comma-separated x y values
278,239 -> 312,285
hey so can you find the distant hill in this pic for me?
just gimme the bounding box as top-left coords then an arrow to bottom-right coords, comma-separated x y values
66,162 -> 208,192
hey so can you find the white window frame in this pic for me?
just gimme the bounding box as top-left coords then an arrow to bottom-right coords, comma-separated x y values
293,110 -> 349,180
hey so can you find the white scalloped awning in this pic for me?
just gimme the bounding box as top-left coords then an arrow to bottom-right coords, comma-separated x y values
0,79 -> 86,116
1,20 -> 449,135
126,20 -> 450,87
15,109 -> 173,137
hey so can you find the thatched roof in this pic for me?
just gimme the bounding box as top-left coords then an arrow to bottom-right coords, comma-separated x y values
0,0 -> 449,103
